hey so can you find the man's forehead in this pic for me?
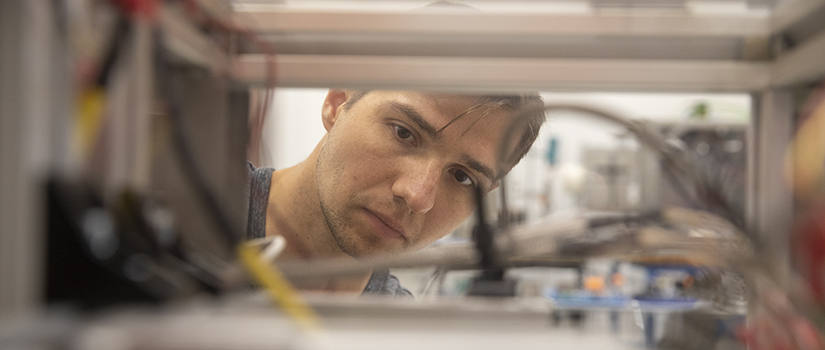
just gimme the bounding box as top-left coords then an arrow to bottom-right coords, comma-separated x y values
369,91 -> 506,128
429,93 -> 484,115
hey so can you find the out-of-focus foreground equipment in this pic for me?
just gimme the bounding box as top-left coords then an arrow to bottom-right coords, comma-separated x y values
1,0 -> 825,349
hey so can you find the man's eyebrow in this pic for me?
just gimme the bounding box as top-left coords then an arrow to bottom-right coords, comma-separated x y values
388,102 -> 497,183
461,154 -> 497,184
390,102 -> 437,137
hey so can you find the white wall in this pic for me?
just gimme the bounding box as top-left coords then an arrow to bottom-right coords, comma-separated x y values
261,88 -> 328,169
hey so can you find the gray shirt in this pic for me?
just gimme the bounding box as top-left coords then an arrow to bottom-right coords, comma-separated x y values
246,163 -> 412,297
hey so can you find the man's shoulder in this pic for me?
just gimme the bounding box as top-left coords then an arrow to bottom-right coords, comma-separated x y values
246,162 -> 275,240
363,269 -> 413,297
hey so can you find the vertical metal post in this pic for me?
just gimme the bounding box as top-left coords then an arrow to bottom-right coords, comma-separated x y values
750,89 -> 795,284
0,0 -> 64,317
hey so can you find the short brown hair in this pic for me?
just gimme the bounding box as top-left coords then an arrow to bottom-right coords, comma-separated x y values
344,91 -> 544,177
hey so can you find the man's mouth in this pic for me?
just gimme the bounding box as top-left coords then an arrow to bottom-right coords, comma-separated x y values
362,208 -> 407,242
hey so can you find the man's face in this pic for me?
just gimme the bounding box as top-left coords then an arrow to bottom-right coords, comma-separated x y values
316,90 -> 516,257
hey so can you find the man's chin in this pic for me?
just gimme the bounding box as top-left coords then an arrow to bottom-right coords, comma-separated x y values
334,236 -> 406,259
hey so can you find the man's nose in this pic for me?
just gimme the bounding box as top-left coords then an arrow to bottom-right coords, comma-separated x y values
392,160 -> 440,215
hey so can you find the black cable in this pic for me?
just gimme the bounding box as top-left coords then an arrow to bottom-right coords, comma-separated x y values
472,185 -> 498,271
662,161 -> 704,209
153,31 -> 241,253
96,14 -> 131,87
586,211 -> 661,229
496,104 -> 746,233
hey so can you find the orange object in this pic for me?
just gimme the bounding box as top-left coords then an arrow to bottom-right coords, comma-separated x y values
584,276 -> 605,293
786,86 -> 825,200
611,273 -> 624,287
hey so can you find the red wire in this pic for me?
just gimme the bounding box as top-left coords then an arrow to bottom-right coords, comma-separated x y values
111,0 -> 158,19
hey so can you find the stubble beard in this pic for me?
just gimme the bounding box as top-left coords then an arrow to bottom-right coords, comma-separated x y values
316,143 -> 363,258
318,199 -> 359,257
315,139 -> 407,258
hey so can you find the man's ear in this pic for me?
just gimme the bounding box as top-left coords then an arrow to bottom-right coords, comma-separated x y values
322,89 -> 349,131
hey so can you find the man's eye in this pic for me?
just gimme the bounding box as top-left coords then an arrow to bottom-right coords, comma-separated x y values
453,169 -> 475,187
393,125 -> 414,141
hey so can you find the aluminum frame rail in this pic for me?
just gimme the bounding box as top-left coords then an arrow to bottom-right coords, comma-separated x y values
230,0 -> 825,92
232,54 -> 771,93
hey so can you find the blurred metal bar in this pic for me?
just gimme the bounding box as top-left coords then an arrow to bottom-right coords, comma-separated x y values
235,8 -> 770,37
771,29 -> 825,86
235,7 -> 772,61
158,4 -> 229,74
591,0 -> 686,9
251,33 -> 755,60
0,0 -> 60,317
771,0 -> 825,33
193,0 -> 233,21
233,54 -> 770,92
750,89 -> 794,285
102,19 -> 154,195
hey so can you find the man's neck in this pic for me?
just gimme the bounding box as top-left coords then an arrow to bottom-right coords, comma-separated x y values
267,143 -> 336,259
265,140 -> 372,292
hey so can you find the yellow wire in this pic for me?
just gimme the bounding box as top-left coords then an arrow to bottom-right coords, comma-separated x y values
237,244 -> 321,331
74,88 -> 105,157
76,87 -> 321,331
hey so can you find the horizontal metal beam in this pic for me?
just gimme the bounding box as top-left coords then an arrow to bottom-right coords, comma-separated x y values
232,54 -> 770,93
771,28 -> 825,86
771,0 -> 825,33
234,8 -> 771,38
159,5 -> 229,74
251,32 -> 752,60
